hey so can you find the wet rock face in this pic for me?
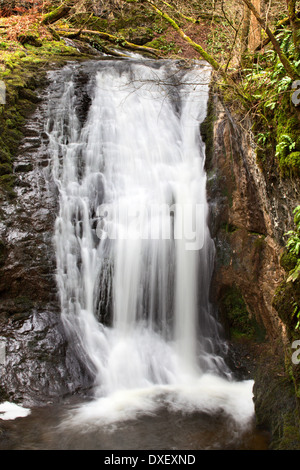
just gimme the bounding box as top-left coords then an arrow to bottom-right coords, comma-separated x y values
0,310 -> 90,406
0,68 -> 93,406
205,97 -> 299,343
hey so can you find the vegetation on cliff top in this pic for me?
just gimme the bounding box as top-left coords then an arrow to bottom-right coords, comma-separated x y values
0,1 -> 299,182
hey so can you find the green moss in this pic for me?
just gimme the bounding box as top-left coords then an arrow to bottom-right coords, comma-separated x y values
278,415 -> 300,450
275,101 -> 300,178
0,145 -> 12,165
254,360 -> 300,450
78,17 -> 108,32
145,35 -> 179,53
17,33 -> 43,48
220,285 -> 264,340
222,223 -> 238,233
281,251 -> 298,272
0,163 -> 13,176
0,174 -> 16,197
41,4 -> 71,25
118,26 -> 154,45
248,32 -> 300,179
0,33 -> 94,194
280,151 -> 300,177
273,279 -> 300,336
144,37 -> 165,49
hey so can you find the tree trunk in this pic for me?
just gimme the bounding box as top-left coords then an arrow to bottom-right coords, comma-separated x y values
240,4 -> 251,57
54,27 -> 161,56
255,14 -> 300,51
248,0 -> 261,51
287,0 -> 300,51
241,0 -> 299,80
42,2 -> 73,25
146,1 -> 250,103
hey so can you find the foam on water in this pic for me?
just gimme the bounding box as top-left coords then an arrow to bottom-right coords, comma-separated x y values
0,402 -> 31,420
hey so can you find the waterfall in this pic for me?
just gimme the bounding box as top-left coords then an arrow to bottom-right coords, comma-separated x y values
48,58 -> 254,427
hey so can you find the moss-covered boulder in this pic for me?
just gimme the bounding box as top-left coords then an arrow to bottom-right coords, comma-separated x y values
254,351 -> 300,450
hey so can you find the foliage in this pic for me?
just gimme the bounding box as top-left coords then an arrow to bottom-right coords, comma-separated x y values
285,206 -> 300,284
275,204 -> 300,333
242,27 -> 300,177
220,285 -> 263,340
0,0 -> 46,17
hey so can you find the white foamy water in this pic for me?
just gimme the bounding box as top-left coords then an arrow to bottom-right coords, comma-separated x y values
0,402 -> 31,420
48,58 -> 254,429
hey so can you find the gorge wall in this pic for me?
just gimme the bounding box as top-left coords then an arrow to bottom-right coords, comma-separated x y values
0,66 -> 94,406
202,93 -> 300,448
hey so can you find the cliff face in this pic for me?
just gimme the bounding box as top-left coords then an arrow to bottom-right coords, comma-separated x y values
203,94 -> 300,448
206,98 -> 285,342
0,69 -> 93,406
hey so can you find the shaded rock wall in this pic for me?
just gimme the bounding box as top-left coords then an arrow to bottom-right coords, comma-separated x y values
203,93 -> 300,448
0,71 -> 92,406
204,95 -> 299,343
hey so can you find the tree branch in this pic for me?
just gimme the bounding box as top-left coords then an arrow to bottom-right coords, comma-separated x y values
255,12 -> 300,51
241,0 -> 299,79
41,2 -> 73,25
157,0 -> 223,23
54,27 -> 161,57
146,1 -> 250,102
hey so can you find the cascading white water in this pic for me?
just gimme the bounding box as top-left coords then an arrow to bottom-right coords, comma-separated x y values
48,58 -> 254,427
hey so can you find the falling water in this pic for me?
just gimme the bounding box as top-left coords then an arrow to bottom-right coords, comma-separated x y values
48,58 -> 254,429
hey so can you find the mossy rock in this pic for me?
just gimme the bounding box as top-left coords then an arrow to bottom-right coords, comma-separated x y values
275,101 -> 300,177
0,163 -> 12,176
0,25 -> 97,197
0,174 -> 16,196
254,362 -> 300,450
0,145 -> 11,165
280,251 -> 298,272
219,284 -> 265,341
17,33 -> 43,48
18,88 -> 41,104
273,279 -> 300,335
118,26 -> 154,45
280,151 -> 300,178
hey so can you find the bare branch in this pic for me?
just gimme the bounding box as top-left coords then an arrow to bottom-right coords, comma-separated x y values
146,0 -> 250,102
240,0 -> 299,79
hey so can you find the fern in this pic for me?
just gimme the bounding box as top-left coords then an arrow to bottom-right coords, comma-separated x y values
285,206 -> 300,283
